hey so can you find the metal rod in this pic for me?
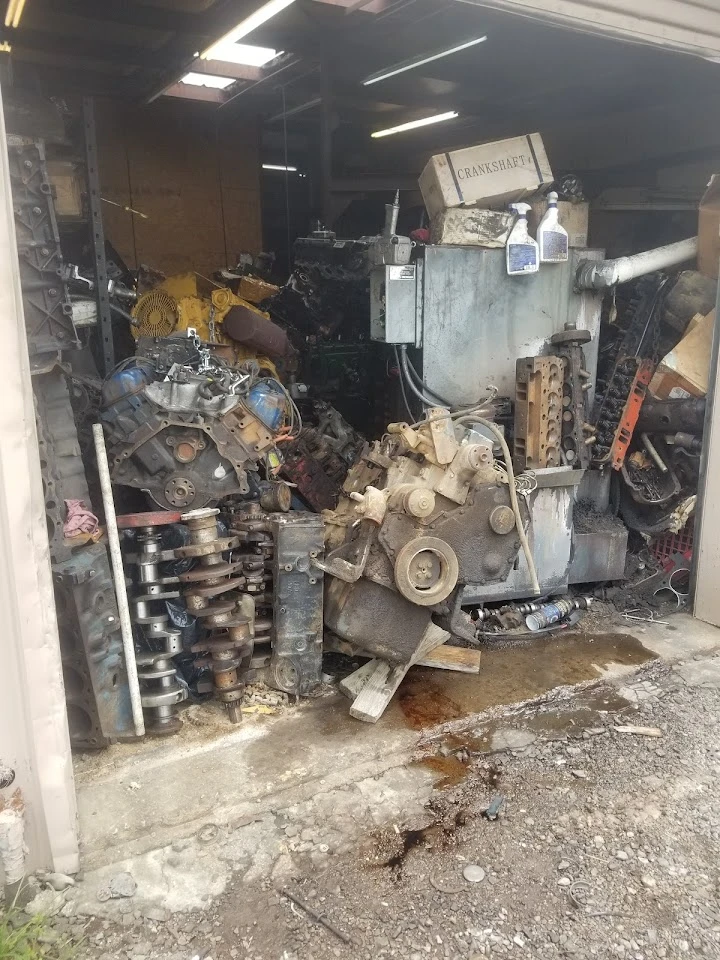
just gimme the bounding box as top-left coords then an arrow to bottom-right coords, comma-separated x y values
92,423 -> 145,736
82,98 -> 115,375
640,432 -> 668,473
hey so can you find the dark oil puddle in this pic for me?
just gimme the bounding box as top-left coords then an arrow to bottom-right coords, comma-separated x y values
399,632 -> 654,730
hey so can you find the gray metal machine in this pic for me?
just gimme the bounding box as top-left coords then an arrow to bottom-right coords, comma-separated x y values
369,244 -> 623,601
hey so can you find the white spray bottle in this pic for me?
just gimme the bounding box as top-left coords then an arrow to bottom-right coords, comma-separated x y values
537,190 -> 569,263
506,202 -> 539,276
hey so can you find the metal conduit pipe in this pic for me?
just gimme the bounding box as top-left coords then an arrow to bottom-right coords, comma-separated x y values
575,237 -> 698,290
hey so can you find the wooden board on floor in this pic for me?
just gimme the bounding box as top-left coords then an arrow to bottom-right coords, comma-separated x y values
417,645 -> 481,674
349,623 -> 450,724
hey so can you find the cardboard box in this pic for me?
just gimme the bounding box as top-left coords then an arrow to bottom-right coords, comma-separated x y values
419,133 -> 553,218
46,160 -> 83,218
430,207 -> 514,247
699,175 -> 720,279
649,309 -> 715,399
529,199 -> 589,248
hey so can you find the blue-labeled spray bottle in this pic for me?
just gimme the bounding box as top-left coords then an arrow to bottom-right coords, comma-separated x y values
537,190 -> 569,263
506,202 -> 539,276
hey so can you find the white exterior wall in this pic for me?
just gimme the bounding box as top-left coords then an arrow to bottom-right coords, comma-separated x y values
0,85 -> 79,876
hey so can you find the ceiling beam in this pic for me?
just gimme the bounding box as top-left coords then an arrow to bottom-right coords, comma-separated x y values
163,82 -> 226,103
12,27 -> 169,68
50,0 -> 230,39
185,58 -> 262,82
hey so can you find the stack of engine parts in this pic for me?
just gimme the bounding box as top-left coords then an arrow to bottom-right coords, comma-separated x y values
174,508 -> 255,724
227,504 -> 325,696
321,406 -> 535,722
131,272 -> 293,377
119,511 -> 188,736
280,401 -> 365,511
550,324 -> 595,468
101,333 -> 295,510
10,136 -> 137,749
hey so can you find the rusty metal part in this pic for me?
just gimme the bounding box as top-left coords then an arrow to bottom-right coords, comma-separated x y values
593,357 -> 654,470
229,505 -> 325,696
117,511 -> 182,529
636,396 -> 706,435
54,542 -> 135,748
513,356 -> 564,471
121,514 -> 188,736
551,326 -> 593,469
179,508 -> 254,722
280,401 -> 364,512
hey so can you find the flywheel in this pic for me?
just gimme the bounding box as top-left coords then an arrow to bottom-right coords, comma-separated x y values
132,289 -> 178,339
394,536 -> 459,607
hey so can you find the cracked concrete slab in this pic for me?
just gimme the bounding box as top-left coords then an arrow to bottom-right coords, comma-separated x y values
674,655 -> 720,687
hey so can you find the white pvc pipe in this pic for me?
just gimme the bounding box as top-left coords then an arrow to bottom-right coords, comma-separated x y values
575,236 -> 698,289
92,423 -> 145,737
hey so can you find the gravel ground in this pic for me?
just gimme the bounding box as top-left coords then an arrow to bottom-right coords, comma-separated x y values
34,652 -> 720,959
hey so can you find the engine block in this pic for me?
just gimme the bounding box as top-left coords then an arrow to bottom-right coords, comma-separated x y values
101,337 -> 288,511
321,409 -> 530,661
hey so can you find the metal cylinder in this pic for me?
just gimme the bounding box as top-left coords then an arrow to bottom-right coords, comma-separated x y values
176,508 -> 254,723
118,512 -> 187,736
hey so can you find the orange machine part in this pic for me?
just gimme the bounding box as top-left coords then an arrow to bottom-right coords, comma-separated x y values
610,359 -> 655,470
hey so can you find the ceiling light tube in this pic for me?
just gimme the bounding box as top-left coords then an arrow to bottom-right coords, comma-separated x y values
202,0 -> 296,60
363,36 -> 487,86
4,0 -> 17,26
371,110 -> 458,139
10,0 -> 25,27
262,163 -> 298,172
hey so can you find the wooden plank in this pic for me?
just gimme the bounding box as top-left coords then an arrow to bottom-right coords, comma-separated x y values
349,623 -> 449,724
417,645 -> 481,674
338,659 -> 377,700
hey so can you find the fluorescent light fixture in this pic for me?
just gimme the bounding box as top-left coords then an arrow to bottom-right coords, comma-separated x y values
5,0 -> 27,28
208,42 -> 282,66
202,0 -> 296,60
363,36 -> 487,85
180,72 -> 236,89
262,163 -> 298,172
371,110 -> 458,139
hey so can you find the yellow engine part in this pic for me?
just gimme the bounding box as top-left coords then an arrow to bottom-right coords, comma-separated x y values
131,288 -> 179,339
131,273 -> 280,379
237,275 -> 279,305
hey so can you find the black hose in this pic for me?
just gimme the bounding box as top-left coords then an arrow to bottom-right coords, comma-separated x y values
401,345 -> 451,407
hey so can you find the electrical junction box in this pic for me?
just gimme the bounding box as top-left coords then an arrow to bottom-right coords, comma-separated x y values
370,262 -> 421,345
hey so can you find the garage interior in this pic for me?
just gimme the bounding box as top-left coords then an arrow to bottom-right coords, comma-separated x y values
2,0 -> 720,889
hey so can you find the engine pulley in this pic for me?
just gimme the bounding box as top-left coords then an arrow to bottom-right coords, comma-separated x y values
393,536 -> 459,607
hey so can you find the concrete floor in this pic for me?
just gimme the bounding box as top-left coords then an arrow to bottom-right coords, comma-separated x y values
73,612 -> 720,882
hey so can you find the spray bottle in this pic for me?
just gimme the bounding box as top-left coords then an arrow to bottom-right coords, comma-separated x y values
537,191 -> 569,263
506,202 -> 539,276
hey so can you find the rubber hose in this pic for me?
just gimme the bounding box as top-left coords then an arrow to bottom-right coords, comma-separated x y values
399,346 -> 437,409
472,415 -> 540,596
400,345 -> 452,407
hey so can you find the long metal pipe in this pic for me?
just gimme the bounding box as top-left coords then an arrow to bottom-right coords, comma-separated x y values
575,237 -> 698,289
92,423 -> 145,737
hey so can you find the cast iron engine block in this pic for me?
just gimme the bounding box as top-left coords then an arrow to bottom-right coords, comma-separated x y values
321,409 -> 530,660
101,337 -> 289,511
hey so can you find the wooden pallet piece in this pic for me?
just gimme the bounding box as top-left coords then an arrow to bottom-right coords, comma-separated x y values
348,623 -> 450,724
417,645 -> 481,673
338,659 -> 378,700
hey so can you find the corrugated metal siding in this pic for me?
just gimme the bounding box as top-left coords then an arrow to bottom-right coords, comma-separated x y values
456,0 -> 720,58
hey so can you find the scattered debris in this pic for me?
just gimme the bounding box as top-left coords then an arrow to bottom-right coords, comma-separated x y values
483,795 -> 505,820
279,887 -> 355,946
613,724 -> 663,737
97,871 -> 137,902
462,864 -> 486,883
